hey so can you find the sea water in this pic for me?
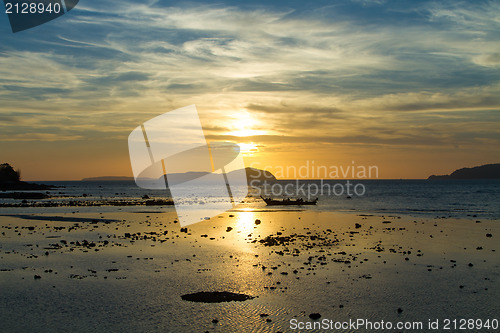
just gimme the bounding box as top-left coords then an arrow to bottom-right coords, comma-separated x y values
4,179 -> 496,219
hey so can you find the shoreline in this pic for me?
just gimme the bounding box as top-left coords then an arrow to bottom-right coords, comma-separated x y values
1,203 -> 498,222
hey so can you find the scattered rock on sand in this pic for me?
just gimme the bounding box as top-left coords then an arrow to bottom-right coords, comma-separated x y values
181,291 -> 254,303
309,313 -> 321,320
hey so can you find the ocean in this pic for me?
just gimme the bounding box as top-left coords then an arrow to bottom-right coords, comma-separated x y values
5,179 -> 499,220
0,179 -> 498,332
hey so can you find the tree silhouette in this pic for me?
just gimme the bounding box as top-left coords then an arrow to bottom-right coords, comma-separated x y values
0,163 -> 21,182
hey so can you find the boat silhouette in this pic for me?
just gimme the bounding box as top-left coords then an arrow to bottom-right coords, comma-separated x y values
260,196 -> 318,206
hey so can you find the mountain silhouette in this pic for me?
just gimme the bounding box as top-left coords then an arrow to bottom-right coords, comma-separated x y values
428,163 -> 500,179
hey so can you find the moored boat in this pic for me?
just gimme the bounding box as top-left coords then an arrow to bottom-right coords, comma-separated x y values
260,196 -> 318,206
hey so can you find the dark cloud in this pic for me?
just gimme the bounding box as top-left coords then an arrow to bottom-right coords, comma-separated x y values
2,85 -> 71,100
247,103 -> 344,115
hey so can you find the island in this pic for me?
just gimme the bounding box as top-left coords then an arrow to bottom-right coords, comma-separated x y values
82,176 -> 135,181
428,163 -> 500,180
0,163 -> 55,192
83,167 -> 277,183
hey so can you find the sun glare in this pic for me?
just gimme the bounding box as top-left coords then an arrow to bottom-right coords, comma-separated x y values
226,111 -> 267,137
238,142 -> 259,155
235,211 -> 258,234
228,129 -> 266,137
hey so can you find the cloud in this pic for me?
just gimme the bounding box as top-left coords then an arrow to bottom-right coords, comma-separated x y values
247,103 -> 344,115
350,85 -> 500,112
0,133 -> 84,142
474,53 -> 500,68
0,0 -> 498,158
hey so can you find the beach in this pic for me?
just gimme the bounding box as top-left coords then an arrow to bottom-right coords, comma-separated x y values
0,208 -> 498,332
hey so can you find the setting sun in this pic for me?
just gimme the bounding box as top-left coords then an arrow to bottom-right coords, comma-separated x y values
226,111 -> 267,137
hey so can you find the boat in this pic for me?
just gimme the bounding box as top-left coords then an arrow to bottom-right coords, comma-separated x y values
260,196 -> 318,206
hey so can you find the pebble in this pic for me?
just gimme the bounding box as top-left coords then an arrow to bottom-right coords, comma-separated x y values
309,313 -> 321,320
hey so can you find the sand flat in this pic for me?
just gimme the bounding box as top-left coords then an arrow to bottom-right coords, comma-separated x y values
0,210 -> 498,332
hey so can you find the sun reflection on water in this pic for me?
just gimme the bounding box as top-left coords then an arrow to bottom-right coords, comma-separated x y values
235,210 -> 258,234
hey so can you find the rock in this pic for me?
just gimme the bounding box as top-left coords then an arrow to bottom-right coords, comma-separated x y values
212,319 -> 218,324
255,219 -> 261,225
355,223 -> 362,228
0,192 -> 49,200
226,227 -> 233,232
181,291 -> 254,303
309,313 -> 321,320
34,275 -> 41,279
486,233 -> 492,237
397,308 -> 403,314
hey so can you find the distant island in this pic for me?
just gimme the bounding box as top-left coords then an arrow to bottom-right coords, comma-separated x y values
82,176 -> 135,181
83,167 -> 277,183
428,163 -> 500,180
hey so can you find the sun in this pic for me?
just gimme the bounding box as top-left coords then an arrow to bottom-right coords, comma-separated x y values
226,111 -> 267,137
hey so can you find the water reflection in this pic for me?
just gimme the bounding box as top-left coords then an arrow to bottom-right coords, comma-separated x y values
235,210 -> 257,234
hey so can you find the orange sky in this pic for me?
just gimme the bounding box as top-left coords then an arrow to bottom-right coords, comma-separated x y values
1,1 -> 499,180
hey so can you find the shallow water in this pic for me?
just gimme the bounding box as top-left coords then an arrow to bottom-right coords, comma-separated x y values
4,179 -> 500,219
0,211 -> 498,332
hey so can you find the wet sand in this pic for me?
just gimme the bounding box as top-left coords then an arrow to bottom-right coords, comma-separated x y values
0,210 -> 498,332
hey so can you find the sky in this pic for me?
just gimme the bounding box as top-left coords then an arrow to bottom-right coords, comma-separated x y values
0,0 -> 499,180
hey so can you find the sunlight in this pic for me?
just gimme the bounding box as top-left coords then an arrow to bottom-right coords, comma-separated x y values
235,211 -> 257,234
226,111 -> 267,137
238,142 -> 259,155
228,129 -> 267,137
